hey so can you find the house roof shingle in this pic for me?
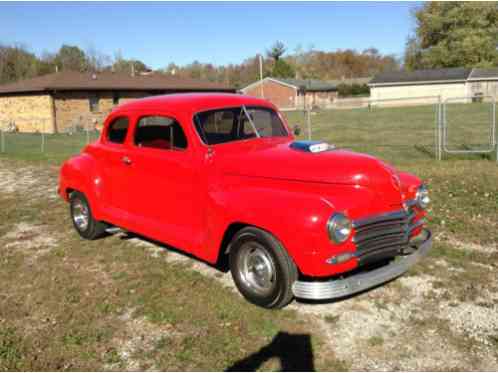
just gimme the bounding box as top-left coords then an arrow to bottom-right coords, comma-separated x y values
277,78 -> 338,91
369,68 -> 472,85
468,68 -> 498,80
0,71 -> 234,95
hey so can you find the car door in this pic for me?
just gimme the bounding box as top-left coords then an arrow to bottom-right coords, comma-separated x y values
100,114 -> 135,225
124,112 -> 203,252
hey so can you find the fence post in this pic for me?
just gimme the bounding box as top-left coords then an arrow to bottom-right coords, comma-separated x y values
41,121 -> 45,153
434,100 -> 438,161
438,96 -> 443,161
495,98 -> 498,164
0,127 -> 4,153
306,109 -> 312,140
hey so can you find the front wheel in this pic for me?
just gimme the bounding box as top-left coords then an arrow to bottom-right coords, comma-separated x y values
229,227 -> 298,309
69,191 -> 108,240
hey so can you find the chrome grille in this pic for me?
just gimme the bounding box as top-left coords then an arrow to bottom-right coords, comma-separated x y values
352,209 -> 420,266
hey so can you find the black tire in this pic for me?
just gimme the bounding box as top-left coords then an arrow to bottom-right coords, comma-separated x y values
229,227 -> 298,309
69,191 -> 107,240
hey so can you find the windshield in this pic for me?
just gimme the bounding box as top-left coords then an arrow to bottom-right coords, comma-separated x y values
193,106 -> 288,145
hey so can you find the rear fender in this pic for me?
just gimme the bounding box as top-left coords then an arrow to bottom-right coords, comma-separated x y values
59,153 -> 105,220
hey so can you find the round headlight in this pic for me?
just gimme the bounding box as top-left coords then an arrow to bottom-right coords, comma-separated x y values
416,184 -> 430,209
327,213 -> 352,244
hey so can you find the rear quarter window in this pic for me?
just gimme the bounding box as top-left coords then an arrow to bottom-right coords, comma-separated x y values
107,117 -> 129,144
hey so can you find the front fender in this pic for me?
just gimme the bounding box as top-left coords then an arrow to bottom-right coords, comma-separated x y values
206,176 -> 367,277
398,171 -> 421,200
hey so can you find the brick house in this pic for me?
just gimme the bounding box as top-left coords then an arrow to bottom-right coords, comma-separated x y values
0,70 -> 234,133
241,77 -> 338,110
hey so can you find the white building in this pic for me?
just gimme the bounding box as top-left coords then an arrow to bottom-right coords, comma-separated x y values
369,67 -> 498,105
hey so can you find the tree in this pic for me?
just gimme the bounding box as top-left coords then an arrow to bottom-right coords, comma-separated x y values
267,41 -> 287,62
86,47 -> 111,72
112,51 -> 149,75
0,44 -> 39,84
404,2 -> 498,69
272,59 -> 295,78
54,44 -> 88,72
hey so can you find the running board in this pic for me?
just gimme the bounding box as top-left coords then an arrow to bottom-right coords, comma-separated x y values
105,226 -> 126,234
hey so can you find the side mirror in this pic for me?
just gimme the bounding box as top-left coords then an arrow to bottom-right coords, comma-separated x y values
293,125 -> 301,136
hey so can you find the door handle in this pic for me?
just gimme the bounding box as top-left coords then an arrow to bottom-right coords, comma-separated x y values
122,156 -> 132,165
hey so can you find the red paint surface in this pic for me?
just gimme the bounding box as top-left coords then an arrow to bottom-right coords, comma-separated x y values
59,93 -> 427,277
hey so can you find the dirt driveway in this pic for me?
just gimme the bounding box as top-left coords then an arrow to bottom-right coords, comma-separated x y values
1,159 -> 497,371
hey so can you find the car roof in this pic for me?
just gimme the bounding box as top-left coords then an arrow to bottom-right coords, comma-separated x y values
113,93 -> 276,114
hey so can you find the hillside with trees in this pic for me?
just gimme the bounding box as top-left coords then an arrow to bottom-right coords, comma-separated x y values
404,2 -> 498,70
0,41 -> 398,89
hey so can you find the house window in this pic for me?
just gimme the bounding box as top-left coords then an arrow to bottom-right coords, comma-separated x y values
89,94 -> 100,112
113,92 -> 120,105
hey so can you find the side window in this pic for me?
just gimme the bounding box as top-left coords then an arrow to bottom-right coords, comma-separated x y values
89,94 -> 100,112
107,117 -> 129,144
204,111 -> 234,135
245,108 -> 286,137
194,108 -> 238,145
134,116 -> 188,150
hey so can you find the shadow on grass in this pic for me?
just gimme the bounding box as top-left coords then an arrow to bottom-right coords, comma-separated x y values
414,144 -> 436,158
225,332 -> 315,372
118,231 -> 230,272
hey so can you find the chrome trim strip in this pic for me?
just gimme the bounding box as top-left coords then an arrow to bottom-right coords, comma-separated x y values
404,199 -> 417,208
292,229 -> 432,300
352,209 -> 407,229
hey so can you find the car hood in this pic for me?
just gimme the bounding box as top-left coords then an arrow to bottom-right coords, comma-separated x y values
217,139 -> 403,204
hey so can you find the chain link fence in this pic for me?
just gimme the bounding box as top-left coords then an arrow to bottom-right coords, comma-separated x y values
1,96 -> 497,164
0,116 -> 100,162
283,95 -> 497,164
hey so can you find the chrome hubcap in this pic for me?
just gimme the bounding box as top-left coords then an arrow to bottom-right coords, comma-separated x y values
238,243 -> 276,296
72,199 -> 89,231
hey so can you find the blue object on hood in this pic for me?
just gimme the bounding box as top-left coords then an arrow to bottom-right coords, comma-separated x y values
290,140 -> 334,153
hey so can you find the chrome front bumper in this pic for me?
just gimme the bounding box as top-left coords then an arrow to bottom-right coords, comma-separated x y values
292,229 -> 432,300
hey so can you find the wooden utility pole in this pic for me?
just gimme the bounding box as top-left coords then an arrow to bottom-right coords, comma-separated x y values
259,55 -> 264,99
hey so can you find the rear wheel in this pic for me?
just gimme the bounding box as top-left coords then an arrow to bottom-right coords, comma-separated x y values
229,227 -> 298,309
69,191 -> 107,240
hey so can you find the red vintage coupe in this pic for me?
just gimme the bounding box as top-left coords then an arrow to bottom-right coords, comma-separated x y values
59,93 -> 432,308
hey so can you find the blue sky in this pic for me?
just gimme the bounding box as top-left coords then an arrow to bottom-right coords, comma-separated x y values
0,1 -> 418,69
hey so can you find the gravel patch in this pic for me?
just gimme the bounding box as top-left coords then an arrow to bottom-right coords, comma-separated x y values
435,232 -> 497,254
2,222 -> 58,262
107,308 -> 179,371
0,162 -> 57,200
441,302 -> 498,347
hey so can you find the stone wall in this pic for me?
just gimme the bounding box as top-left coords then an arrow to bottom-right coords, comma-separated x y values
53,90 -> 150,132
0,94 -> 54,133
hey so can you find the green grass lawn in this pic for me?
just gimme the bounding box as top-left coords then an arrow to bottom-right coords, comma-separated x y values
0,131 -> 100,164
